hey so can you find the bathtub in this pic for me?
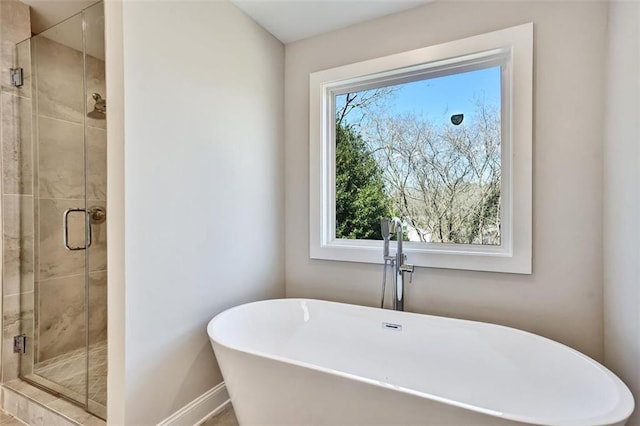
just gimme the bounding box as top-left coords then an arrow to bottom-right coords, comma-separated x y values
207,299 -> 634,426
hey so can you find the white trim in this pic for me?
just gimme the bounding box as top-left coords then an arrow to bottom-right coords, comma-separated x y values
309,23 -> 533,274
156,382 -> 230,426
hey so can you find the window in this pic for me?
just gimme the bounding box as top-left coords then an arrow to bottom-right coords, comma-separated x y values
309,23 -> 533,274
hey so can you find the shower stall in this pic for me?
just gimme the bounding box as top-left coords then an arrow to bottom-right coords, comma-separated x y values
6,1 -> 108,419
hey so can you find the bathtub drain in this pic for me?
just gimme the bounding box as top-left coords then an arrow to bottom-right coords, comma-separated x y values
382,322 -> 403,331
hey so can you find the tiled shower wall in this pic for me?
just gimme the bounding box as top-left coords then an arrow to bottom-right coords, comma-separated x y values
1,0 -> 107,382
31,35 -> 107,366
1,0 -> 33,383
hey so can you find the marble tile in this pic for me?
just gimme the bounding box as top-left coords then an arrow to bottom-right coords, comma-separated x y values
1,387 -> 72,426
1,345 -> 19,384
35,118 -> 106,213
1,387 -> 31,422
13,37 -> 32,100
0,41 -> 15,93
2,294 -> 21,382
36,274 -> 85,362
82,413 -> 105,426
1,418 -> 26,425
47,398 -> 95,425
0,0 -> 31,95
32,36 -> 105,127
21,402 -> 48,426
87,202 -> 106,273
88,271 -> 107,344
21,372 -> 82,407
2,292 -> 33,382
19,290 -> 35,378
40,409 -> 72,426
87,127 -> 106,201
33,32 -> 84,124
0,410 -> 27,425
32,341 -> 106,409
2,380 -> 57,406
85,55 -> 106,131
87,343 -> 107,407
2,195 -> 34,296
83,3 -> 104,66
3,380 -> 104,425
1,93 -> 34,195
0,1 -> 31,43
38,198 -> 85,280
32,27 -> 105,127
32,195 -> 40,290
0,38 -> 33,100
37,116 -> 84,200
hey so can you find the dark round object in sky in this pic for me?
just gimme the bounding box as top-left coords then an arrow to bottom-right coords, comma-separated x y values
451,114 -> 464,126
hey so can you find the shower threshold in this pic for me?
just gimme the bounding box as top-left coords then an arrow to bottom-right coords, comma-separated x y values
21,341 -> 106,420
2,379 -> 105,425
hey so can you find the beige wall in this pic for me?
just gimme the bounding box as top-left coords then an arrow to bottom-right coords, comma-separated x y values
107,1 -> 285,423
285,1 -> 608,360
604,2 -> 640,425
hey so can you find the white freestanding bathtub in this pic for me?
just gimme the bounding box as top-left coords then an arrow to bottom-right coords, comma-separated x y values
207,299 -> 634,426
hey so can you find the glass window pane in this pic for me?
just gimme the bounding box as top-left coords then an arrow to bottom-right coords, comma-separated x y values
335,66 -> 502,245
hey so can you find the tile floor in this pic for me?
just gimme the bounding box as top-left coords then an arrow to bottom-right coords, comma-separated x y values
33,341 -> 107,406
201,404 -> 239,426
3,380 -> 105,425
0,410 -> 27,425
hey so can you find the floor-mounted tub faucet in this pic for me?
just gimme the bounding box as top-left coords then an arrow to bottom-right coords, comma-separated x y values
380,218 -> 414,311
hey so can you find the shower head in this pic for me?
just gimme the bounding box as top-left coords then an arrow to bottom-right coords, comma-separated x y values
88,93 -> 106,119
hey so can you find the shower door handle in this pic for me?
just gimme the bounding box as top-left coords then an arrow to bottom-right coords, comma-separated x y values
63,208 -> 92,251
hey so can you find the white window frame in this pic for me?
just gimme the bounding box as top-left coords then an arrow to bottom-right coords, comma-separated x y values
309,23 -> 533,274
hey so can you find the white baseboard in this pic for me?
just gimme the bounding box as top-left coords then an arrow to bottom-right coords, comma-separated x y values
157,382 -> 230,426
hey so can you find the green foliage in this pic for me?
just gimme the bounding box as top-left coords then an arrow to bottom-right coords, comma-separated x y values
335,123 -> 391,240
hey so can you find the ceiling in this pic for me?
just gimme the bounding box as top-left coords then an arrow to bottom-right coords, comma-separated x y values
22,0 -> 431,46
230,0 -> 432,43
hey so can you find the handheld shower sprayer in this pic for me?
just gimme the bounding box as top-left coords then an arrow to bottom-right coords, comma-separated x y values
389,216 -> 404,270
380,218 -> 393,308
381,218 -> 390,257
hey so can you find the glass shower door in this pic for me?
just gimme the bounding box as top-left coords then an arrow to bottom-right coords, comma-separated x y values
17,3 -> 107,420
23,11 -> 89,407
84,2 -> 108,418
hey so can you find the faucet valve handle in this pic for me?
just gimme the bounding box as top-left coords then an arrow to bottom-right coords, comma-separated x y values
400,263 -> 414,283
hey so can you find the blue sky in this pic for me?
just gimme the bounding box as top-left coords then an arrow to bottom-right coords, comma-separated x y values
337,65 -> 501,125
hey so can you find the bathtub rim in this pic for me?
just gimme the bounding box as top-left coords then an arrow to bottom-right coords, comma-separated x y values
207,298 -> 635,426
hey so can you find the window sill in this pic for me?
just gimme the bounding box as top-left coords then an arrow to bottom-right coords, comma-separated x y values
310,239 -> 531,274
